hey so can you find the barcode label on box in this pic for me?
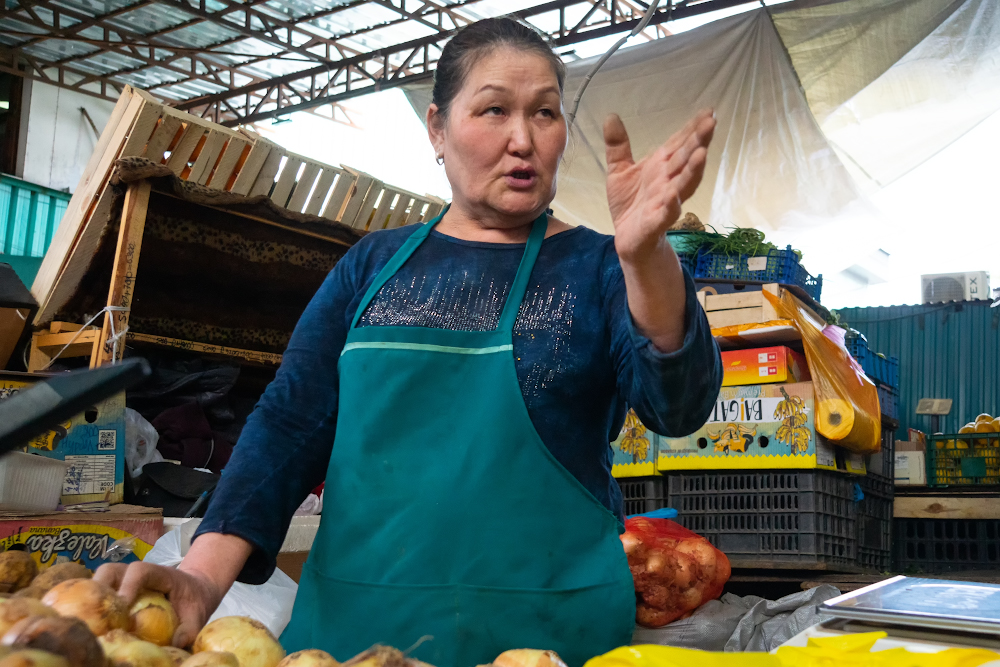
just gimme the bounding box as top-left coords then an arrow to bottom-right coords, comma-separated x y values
63,455 -> 116,496
97,430 -> 116,451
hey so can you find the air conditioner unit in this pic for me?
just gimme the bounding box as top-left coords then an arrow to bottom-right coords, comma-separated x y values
921,272 -> 991,304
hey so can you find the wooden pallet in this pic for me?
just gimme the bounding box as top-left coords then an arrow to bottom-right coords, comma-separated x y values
31,86 -> 446,326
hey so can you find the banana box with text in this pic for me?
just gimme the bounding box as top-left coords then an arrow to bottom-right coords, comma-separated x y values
0,371 -> 126,504
0,506 -> 162,572
657,381 -> 865,473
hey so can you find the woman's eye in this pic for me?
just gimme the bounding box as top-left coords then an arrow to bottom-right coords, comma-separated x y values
539,108 -> 554,118
485,106 -> 503,115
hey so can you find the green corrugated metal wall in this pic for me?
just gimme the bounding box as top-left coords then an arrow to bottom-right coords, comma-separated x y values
0,174 -> 70,288
838,301 -> 1000,437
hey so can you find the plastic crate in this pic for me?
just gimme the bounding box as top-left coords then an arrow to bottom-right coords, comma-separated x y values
893,518 -> 1000,573
666,470 -> 855,569
877,384 -> 898,421
619,476 -> 666,517
925,433 -> 1000,486
694,246 -> 823,302
862,428 -> 896,499
845,339 -> 900,390
856,474 -> 892,572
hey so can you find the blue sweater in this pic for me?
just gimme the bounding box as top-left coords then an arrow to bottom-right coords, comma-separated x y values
197,223 -> 722,583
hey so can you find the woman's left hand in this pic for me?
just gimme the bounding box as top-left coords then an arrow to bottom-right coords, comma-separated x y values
604,109 -> 716,263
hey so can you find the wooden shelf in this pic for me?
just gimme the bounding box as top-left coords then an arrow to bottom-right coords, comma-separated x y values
894,494 -> 1000,520
127,332 -> 282,366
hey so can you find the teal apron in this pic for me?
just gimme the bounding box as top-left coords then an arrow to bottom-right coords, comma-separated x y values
281,213 -> 636,667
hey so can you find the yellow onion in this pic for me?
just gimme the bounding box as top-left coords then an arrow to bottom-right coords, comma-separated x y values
192,618 -> 284,667
1,615 -> 104,667
493,650 -> 567,667
30,566 -> 90,597
0,602 -> 58,638
41,580 -> 128,637
129,592 -> 178,647
180,653 -> 239,667
277,650 -> 339,667
97,629 -> 139,655
0,649 -> 69,667
162,648 -> 191,667
341,646 -> 408,667
103,636 -> 174,667
0,554 -> 37,594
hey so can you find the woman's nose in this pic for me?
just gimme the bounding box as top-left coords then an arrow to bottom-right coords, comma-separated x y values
507,117 -> 533,156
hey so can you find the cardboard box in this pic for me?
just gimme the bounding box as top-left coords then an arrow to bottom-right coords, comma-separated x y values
0,371 -> 126,504
657,381 -> 865,473
720,346 -> 810,387
612,409 -> 658,477
0,506 -> 162,573
895,451 -> 927,485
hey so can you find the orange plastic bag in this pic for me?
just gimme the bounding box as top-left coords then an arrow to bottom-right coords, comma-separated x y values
764,290 -> 881,455
621,517 -> 731,628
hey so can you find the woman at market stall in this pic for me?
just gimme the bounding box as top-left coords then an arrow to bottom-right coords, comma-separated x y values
96,16 -> 722,667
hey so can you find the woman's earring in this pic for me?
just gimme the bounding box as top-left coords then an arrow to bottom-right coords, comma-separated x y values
436,155 -> 444,165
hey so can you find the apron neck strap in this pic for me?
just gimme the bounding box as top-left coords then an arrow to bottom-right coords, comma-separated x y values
497,213 -> 547,333
351,210 -> 549,333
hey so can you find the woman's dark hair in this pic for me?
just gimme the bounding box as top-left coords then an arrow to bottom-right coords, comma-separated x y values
431,17 -> 566,120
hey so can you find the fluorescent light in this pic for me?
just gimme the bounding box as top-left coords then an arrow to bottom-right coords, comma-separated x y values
0,101 -> 9,110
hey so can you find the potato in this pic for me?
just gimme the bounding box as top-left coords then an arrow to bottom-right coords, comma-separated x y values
161,648 -> 191,667
180,653 -> 239,667
104,638 -> 174,667
0,650 -> 69,667
193,618 -> 284,667
493,650 -> 567,667
41,580 -> 128,637
31,566 -> 90,597
277,651 -> 339,667
0,554 -> 38,594
129,592 -> 178,647
0,615 -> 104,667
0,601 -> 58,637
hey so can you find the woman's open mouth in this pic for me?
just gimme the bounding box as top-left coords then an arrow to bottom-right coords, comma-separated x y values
505,167 -> 537,189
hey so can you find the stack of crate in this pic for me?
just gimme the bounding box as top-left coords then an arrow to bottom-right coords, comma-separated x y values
613,275 -> 897,572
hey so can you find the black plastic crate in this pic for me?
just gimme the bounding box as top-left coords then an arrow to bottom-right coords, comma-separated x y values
619,476 -> 666,517
893,518 -> 1000,573
856,477 -> 892,572
666,470 -> 855,569
694,246 -> 822,302
863,428 -> 896,497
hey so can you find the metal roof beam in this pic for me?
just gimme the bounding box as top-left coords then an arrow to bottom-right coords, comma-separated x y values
179,0 -> 747,125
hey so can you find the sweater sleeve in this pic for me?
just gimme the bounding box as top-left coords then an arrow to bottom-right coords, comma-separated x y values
606,250 -> 723,437
194,246 -> 363,584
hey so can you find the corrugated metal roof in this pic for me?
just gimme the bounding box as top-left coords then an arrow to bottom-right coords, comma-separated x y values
837,300 -> 1000,437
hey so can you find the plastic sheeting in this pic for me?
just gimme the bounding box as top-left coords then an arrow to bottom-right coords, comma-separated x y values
771,0 -> 965,125
811,0 -> 1000,190
631,584 -> 841,652
554,10 -> 860,235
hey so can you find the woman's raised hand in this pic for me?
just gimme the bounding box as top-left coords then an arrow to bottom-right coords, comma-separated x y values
603,109 -> 716,264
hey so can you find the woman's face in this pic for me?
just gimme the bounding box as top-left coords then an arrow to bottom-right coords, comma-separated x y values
428,47 -> 568,225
